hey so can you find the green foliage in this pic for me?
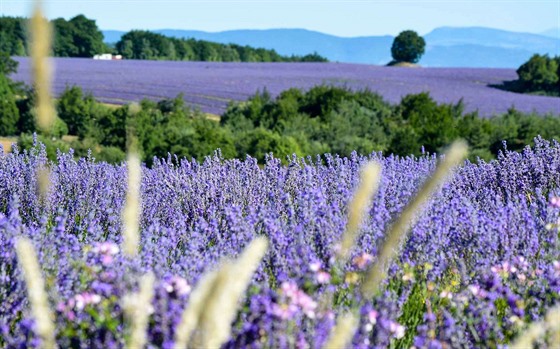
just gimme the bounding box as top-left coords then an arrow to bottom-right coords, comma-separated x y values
5,81 -> 560,166
115,30 -> 328,62
235,128 -> 302,163
510,54 -> 560,96
516,54 -> 559,94
391,30 -> 426,64
50,117 -> 69,138
394,283 -> 426,349
57,85 -> 107,138
224,86 -> 560,162
16,92 -> 37,134
18,133 -> 70,161
95,106 -> 128,149
397,92 -> 458,154
0,15 -> 106,58
68,137 -> 126,163
0,74 -> 19,136
222,86 -> 394,158
67,15 -> 106,57
0,51 -> 18,75
0,17 -> 27,56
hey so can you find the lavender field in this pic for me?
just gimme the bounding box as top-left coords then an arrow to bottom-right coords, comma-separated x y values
1,139 -> 560,347
11,57 -> 560,117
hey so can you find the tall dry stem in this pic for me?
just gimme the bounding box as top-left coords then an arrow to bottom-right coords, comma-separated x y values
338,162 -> 381,262
361,141 -> 468,299
174,237 -> 268,348
122,152 -> 141,257
29,0 -> 55,132
15,237 -> 57,349
191,237 -> 268,348
124,272 -> 155,349
510,304 -> 560,349
173,270 -> 219,349
322,312 -> 359,349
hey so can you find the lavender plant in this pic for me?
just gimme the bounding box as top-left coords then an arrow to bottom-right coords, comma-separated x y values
1,136 -> 560,347
10,57 -> 560,117
1,0 -> 559,346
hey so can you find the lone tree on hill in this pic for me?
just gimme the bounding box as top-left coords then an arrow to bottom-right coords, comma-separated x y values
391,30 -> 426,64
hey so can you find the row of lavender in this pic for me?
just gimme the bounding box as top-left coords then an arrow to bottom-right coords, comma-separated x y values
11,57 -> 560,117
1,138 -> 560,347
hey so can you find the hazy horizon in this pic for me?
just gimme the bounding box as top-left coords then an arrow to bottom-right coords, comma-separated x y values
101,25 -> 559,39
1,0 -> 558,38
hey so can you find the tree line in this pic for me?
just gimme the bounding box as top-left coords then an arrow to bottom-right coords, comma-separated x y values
0,15 -> 107,58
115,30 -> 328,62
2,54 -> 559,165
0,15 -> 327,62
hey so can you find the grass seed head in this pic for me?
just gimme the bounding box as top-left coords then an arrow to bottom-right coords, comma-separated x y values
323,312 -> 359,349
124,272 -> 155,349
15,237 -> 57,349
191,237 -> 268,348
339,162 -> 381,262
361,140 -> 468,299
122,152 -> 142,257
29,0 -> 56,133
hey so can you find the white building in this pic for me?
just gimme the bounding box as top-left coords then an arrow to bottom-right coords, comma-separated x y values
93,54 -> 123,60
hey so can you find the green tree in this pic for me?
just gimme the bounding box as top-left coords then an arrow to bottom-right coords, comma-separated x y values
96,106 -> 128,149
391,30 -> 426,64
516,54 -> 559,93
57,85 -> 98,137
13,39 -> 25,56
236,128 -> 301,163
0,74 -> 19,136
119,40 -> 134,59
52,18 -> 78,57
397,92 -> 458,153
0,17 -> 27,56
0,51 -> 18,75
68,15 -> 106,57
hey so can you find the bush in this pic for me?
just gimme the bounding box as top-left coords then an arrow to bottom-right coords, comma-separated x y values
0,74 -> 19,136
236,128 -> 302,163
517,54 -> 559,93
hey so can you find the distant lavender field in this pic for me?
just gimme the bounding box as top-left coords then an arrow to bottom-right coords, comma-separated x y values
11,57 -> 560,116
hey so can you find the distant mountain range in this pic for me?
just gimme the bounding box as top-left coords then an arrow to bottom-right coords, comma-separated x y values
541,28 -> 560,39
102,26 -> 560,68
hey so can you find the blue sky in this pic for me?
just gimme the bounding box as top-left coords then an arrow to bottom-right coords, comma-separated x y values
1,0 -> 559,37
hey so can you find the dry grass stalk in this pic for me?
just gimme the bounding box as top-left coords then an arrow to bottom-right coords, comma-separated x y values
15,237 -> 57,349
510,304 -> 560,349
122,152 -> 142,257
173,270 -> 219,349
361,141 -> 468,299
338,162 -> 381,262
191,237 -> 268,348
174,237 -> 268,348
37,166 -> 50,203
29,0 -> 56,132
322,312 -> 359,349
124,272 -> 155,349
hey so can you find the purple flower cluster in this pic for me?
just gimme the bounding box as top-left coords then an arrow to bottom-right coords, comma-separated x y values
1,137 -> 560,347
10,57 -> 560,117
